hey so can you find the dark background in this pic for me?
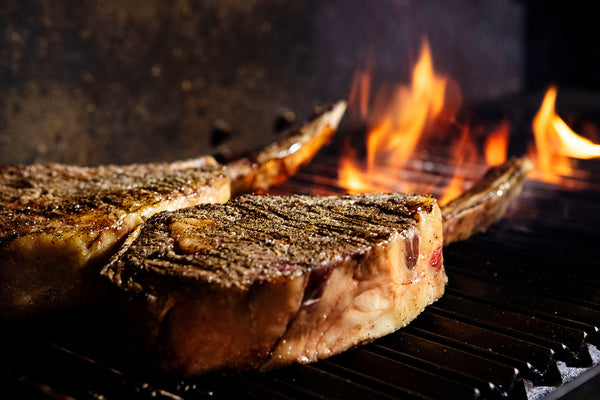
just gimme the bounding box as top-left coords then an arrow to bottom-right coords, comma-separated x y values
524,1 -> 600,92
0,0 -> 598,165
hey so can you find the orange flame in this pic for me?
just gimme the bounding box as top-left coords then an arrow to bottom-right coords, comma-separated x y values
348,67 -> 372,122
367,40 -> 447,171
439,124 -> 478,205
485,119 -> 510,167
338,143 -> 380,194
531,86 -> 600,181
340,39 -> 457,194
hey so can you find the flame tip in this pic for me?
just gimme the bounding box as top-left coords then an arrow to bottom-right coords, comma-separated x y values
532,87 -> 600,181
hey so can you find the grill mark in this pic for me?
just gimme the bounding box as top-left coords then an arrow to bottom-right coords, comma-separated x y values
113,193 -> 434,292
231,200 -> 391,249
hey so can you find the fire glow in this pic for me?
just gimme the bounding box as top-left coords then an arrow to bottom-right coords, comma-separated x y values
340,41 -> 600,201
531,86 -> 600,181
485,119 -> 510,167
340,39 -> 482,204
340,41 -> 451,195
439,124 -> 478,205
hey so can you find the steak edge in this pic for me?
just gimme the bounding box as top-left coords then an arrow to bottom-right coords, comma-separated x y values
442,156 -> 533,245
102,193 -> 446,376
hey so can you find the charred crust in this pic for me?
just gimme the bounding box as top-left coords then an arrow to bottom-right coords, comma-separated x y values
105,193 -> 436,295
0,159 -> 226,239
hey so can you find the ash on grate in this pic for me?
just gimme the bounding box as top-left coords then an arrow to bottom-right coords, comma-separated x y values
525,344 -> 600,400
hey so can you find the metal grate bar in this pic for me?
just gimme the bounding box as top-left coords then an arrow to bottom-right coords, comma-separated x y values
310,361 -> 426,400
447,236 -> 600,287
0,321 -> 182,400
0,364 -> 66,400
369,333 -> 527,399
265,364 -> 398,400
362,344 -> 500,399
324,348 -> 482,400
446,271 -> 600,341
183,371 -> 297,399
432,293 -> 592,367
407,312 -> 561,386
444,250 -> 600,311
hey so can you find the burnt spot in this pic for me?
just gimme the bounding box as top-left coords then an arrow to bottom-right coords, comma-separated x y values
405,230 -> 420,270
6,178 -> 36,190
301,267 -> 333,312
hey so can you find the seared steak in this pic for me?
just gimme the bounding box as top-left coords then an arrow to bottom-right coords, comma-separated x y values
0,158 -> 230,317
0,102 -> 346,318
102,193 -> 446,376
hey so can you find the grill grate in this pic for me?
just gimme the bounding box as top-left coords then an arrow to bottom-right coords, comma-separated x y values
1,138 -> 600,399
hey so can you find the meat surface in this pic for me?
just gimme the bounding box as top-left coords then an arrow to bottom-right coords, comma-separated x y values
0,158 -> 230,317
0,102 -> 346,318
102,193 -> 446,376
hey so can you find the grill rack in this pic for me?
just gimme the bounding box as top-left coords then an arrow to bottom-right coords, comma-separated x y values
1,146 -> 600,400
